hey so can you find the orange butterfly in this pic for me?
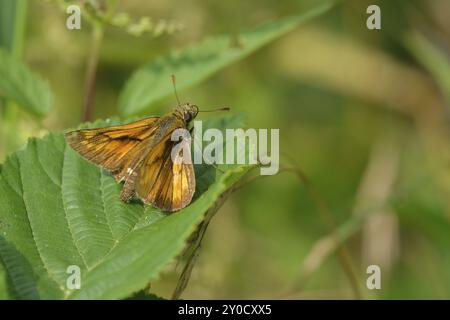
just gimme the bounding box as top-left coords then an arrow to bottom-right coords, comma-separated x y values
65,103 -> 201,212
66,76 -> 228,211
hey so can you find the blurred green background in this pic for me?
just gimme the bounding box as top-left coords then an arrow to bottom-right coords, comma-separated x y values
1,0 -> 450,299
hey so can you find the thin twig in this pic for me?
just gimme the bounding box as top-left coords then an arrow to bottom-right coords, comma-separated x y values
220,160 -> 363,298
172,158 -> 363,299
82,25 -> 103,121
171,189 -> 233,299
278,158 -> 362,299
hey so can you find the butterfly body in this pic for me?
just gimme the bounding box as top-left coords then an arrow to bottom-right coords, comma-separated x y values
65,104 -> 199,212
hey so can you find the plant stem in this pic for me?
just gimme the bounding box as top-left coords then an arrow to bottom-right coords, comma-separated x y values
172,189 -> 233,299
280,165 -> 362,299
11,0 -> 26,59
236,162 -> 363,299
1,0 -> 27,158
5,0 -> 27,124
82,25 -> 103,122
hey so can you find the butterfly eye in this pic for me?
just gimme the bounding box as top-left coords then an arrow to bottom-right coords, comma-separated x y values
184,112 -> 192,122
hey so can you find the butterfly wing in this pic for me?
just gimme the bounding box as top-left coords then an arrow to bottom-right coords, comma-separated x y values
64,117 -> 159,178
65,114 -> 196,211
136,133 -> 195,211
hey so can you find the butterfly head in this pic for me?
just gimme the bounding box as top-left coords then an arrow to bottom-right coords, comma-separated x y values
178,103 -> 199,123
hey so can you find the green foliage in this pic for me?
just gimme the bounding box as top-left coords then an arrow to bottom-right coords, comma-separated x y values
0,1 -> 336,299
2,0 -> 448,300
111,13 -> 184,37
0,262 -> 9,299
0,49 -> 52,116
118,1 -> 335,116
0,0 -> 27,56
0,115 -> 251,299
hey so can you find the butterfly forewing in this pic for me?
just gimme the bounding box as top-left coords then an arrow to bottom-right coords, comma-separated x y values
65,117 -> 159,176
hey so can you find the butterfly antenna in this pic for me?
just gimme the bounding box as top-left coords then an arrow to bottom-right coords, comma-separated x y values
198,107 -> 230,112
171,74 -> 182,106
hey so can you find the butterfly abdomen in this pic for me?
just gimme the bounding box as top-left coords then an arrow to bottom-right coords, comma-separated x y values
120,168 -> 138,202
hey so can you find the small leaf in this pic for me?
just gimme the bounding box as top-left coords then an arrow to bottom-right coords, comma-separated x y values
118,1 -> 335,116
0,49 -> 52,116
0,114 -> 251,299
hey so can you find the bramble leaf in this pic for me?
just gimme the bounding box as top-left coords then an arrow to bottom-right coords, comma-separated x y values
118,1 -> 335,116
0,49 -> 52,116
0,114 -> 250,299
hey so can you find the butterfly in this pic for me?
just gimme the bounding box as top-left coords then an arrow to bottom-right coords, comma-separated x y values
65,102 -> 229,212
65,104 -> 198,212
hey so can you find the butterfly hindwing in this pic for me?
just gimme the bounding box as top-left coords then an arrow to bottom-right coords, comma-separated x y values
136,134 -> 195,211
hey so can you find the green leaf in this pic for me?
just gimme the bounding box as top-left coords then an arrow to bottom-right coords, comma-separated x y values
118,1 -> 335,116
0,114 -> 251,299
0,49 -> 52,116
0,262 -> 10,299
0,0 -> 27,57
